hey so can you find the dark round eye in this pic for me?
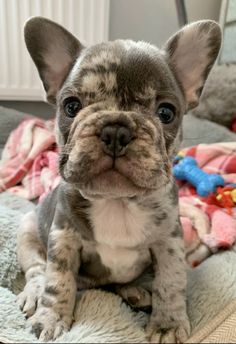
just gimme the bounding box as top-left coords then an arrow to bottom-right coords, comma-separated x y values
156,103 -> 176,124
64,97 -> 82,118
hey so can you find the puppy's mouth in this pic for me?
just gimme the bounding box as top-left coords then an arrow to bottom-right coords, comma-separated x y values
60,151 -> 169,199
62,153 -> 139,185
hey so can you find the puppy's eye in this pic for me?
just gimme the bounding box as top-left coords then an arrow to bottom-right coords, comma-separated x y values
156,103 -> 175,124
64,97 -> 82,118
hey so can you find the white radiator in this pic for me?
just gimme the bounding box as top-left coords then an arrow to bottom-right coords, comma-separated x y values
0,0 -> 110,101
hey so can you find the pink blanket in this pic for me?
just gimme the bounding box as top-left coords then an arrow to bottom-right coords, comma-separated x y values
178,143 -> 236,267
0,118 -> 60,202
0,118 -> 236,267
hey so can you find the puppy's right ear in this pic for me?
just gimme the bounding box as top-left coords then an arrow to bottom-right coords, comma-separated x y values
164,20 -> 221,110
24,17 -> 83,104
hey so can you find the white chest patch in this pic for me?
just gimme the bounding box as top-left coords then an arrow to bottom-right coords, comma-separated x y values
96,243 -> 150,283
89,199 -> 152,248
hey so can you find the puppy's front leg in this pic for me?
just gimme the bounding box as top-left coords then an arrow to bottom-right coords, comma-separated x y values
147,223 -> 190,343
29,224 -> 81,341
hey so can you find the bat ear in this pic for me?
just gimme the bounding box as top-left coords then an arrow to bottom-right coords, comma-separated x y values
164,20 -> 221,109
24,16 -> 83,104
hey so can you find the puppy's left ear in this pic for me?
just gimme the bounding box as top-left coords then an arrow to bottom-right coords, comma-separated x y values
164,20 -> 221,109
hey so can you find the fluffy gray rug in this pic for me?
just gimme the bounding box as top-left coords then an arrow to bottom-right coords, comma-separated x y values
1,192 -> 236,343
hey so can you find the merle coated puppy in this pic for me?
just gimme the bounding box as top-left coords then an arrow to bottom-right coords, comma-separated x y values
17,17 -> 221,343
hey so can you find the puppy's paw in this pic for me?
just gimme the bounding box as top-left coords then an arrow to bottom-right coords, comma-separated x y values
116,285 -> 151,309
146,321 -> 190,344
29,306 -> 72,341
17,275 -> 45,317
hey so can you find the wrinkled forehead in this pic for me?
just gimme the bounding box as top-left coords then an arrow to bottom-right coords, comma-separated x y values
62,40 -> 182,104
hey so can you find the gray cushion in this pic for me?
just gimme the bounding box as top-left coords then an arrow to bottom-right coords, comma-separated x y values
190,64 -> 236,128
181,114 -> 236,148
0,106 -> 32,156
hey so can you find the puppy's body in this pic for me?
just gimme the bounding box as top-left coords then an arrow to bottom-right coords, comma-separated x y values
17,17 -> 221,343
37,180 -> 178,288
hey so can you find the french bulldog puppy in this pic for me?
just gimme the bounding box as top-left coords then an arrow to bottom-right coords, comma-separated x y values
17,17 -> 221,343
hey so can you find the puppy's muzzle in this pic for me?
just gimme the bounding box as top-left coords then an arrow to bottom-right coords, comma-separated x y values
100,124 -> 132,158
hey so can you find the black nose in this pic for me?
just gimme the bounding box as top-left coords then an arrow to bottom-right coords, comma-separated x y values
101,124 -> 132,157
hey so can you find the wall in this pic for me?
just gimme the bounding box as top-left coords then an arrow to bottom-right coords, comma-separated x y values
220,0 -> 236,63
186,0 -> 222,23
109,0 -> 222,46
0,0 -> 222,118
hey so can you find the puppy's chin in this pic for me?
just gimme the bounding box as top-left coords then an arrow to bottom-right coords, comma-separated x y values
78,170 -> 152,200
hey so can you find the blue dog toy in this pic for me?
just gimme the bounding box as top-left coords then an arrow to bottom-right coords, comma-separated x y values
173,156 -> 225,197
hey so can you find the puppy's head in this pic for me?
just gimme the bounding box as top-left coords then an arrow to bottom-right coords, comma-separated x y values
24,17 -> 221,199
